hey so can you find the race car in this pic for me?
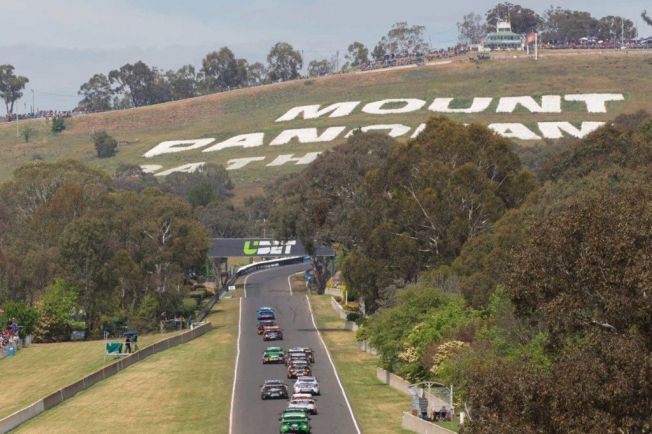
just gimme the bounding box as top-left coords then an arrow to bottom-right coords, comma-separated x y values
261,379 -> 289,400
257,319 -> 276,335
281,408 -> 311,419
287,360 -> 311,379
286,347 -> 313,365
263,346 -> 286,364
263,325 -> 284,341
257,307 -> 276,321
288,395 -> 318,415
293,376 -> 320,396
279,411 -> 311,434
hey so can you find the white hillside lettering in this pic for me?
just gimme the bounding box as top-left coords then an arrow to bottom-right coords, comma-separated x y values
429,97 -> 493,113
276,101 -> 360,122
538,122 -> 605,139
489,123 -> 542,140
362,98 -> 426,114
143,138 -> 215,158
564,94 -> 625,113
226,157 -> 266,170
266,152 -> 322,167
154,162 -> 206,176
496,95 -> 562,113
203,133 -> 265,153
345,124 -> 412,138
270,127 -> 346,146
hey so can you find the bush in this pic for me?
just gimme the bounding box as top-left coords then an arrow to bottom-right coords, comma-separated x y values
0,302 -> 40,338
92,130 -> 118,158
51,116 -> 66,133
346,312 -> 362,322
334,296 -> 343,303
343,302 -> 360,312
34,279 -> 81,342
181,297 -> 198,316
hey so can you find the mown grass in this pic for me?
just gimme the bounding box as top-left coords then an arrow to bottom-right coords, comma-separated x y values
12,299 -> 239,433
309,294 -> 412,434
0,52 -> 650,193
0,330 -> 183,420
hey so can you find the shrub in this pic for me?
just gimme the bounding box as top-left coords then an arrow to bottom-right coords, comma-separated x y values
51,116 -> 66,133
34,279 -> 81,342
334,296 -> 343,303
91,130 -> 118,158
0,302 -> 40,338
343,302 -> 360,312
346,312 -> 362,322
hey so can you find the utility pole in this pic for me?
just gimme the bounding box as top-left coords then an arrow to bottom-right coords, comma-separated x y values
31,89 -> 35,114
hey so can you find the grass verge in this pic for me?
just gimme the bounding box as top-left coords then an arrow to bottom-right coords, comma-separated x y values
0,330 -> 183,420
309,294 -> 412,434
12,298 -> 239,433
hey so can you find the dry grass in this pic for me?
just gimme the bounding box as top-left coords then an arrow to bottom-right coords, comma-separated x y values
13,298 -> 239,433
0,53 -> 650,192
0,330 -> 183,420
309,294 -> 412,434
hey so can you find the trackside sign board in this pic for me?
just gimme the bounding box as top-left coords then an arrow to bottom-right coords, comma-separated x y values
210,238 -> 335,257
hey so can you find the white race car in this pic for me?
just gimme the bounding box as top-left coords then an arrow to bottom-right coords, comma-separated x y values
288,396 -> 318,415
294,376 -> 320,395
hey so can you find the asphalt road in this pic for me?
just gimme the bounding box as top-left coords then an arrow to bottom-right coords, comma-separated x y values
230,263 -> 360,434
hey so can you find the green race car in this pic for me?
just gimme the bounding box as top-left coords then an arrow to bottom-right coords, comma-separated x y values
279,411 -> 311,434
263,346 -> 286,364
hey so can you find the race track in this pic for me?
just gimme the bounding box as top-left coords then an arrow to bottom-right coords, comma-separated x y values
230,263 -> 360,434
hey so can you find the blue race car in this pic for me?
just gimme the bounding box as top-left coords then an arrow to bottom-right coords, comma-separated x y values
257,307 -> 276,321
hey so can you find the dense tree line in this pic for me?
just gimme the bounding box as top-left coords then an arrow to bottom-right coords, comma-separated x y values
0,160 -> 266,341
458,2 -> 639,45
269,113 -> 652,431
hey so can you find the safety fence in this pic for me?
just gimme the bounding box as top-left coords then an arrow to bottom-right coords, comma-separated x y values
0,322 -> 211,434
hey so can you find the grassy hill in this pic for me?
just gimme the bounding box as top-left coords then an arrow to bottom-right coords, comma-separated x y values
1,51 -> 651,197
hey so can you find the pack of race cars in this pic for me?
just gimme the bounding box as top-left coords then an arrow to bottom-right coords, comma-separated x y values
256,306 -> 320,434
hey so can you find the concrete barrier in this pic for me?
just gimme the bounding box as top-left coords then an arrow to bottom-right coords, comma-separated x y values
0,322 -> 211,433
402,412 -> 456,434
376,367 -> 450,413
0,401 -> 45,434
344,320 -> 359,332
357,340 -> 378,355
330,297 -> 348,320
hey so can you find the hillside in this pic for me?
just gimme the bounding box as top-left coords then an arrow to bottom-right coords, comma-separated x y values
1,51 -> 651,196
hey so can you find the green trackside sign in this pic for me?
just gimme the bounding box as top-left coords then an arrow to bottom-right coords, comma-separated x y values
209,239 -> 335,258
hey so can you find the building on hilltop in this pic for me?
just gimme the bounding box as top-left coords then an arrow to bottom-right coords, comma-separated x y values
482,20 -> 524,51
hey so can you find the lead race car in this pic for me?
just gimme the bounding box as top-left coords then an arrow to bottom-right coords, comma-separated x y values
257,307 -> 276,321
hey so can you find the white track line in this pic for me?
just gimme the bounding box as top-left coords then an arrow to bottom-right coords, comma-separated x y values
228,297 -> 242,434
305,294 -> 362,434
287,273 -> 293,296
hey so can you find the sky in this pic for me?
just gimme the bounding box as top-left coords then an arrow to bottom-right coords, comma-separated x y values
1,0 -> 651,113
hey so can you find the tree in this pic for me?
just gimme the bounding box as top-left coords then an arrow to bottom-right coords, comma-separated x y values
457,12 -> 485,45
345,41 -> 369,68
20,126 -> 35,143
597,16 -> 637,42
77,73 -> 113,112
160,163 -> 233,202
541,7 -> 599,41
108,61 -> 169,107
266,42 -> 303,82
112,163 -> 158,192
378,22 -> 428,55
0,64 -> 29,115
51,116 -> 65,133
91,130 -> 118,158
270,133 -> 394,294
485,2 -> 542,34
200,47 -> 242,92
33,279 -> 80,342
307,59 -> 332,77
371,42 -> 386,62
246,62 -> 268,86
166,64 -> 198,100
643,11 -> 652,26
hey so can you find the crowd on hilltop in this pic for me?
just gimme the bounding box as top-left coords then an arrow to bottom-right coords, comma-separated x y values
2,110 -> 73,123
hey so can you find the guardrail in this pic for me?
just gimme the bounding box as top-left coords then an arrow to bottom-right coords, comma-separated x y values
0,322 -> 211,433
